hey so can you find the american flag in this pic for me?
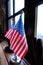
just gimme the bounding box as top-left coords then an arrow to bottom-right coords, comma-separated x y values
5,15 -> 28,59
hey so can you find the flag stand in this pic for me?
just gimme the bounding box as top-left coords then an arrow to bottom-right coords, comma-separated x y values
10,54 -> 21,65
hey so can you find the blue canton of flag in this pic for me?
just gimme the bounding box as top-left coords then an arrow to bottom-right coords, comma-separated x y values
14,15 -> 25,36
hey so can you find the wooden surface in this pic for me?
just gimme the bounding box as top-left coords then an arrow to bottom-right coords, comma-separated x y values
0,44 -> 8,65
0,41 -> 30,65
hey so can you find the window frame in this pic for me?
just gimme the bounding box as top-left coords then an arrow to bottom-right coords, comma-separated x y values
7,0 -> 25,29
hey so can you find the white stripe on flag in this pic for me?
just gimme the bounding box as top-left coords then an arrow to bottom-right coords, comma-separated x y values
15,38 -> 26,55
10,30 -> 16,44
5,29 -> 11,36
20,43 -> 28,58
14,36 -> 25,53
11,32 -> 19,49
13,35 -> 25,52
5,29 -> 13,39
11,32 -> 22,47
11,34 -> 22,48
7,29 -> 13,39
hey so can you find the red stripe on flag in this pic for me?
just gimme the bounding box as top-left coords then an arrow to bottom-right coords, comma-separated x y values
17,42 -> 26,57
5,29 -> 11,38
5,29 -> 12,37
16,37 -> 28,59
20,46 -> 28,59
13,35 -> 22,50
20,40 -> 28,59
14,37 -> 25,54
13,35 -> 24,52
11,32 -> 21,50
9,30 -> 14,40
10,30 -> 16,45
13,35 -> 22,51
10,31 -> 18,47
5,29 -> 11,36
5,29 -> 13,40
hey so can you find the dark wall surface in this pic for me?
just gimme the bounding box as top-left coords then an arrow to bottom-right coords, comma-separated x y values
24,0 -> 43,65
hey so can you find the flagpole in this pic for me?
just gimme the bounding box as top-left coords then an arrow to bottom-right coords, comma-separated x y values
20,10 -> 23,16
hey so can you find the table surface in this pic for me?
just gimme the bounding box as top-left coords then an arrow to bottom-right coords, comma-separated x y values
0,41 -> 30,65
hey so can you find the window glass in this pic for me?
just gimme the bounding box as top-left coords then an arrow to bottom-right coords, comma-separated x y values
8,0 -> 13,17
35,4 -> 43,40
15,0 -> 24,13
15,12 -> 24,25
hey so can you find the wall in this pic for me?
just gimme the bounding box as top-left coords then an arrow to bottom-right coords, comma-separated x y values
0,3 -> 6,36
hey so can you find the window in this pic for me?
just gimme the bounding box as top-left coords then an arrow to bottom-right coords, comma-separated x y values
35,4 -> 43,40
15,0 -> 24,13
8,0 -> 25,29
8,0 -> 13,28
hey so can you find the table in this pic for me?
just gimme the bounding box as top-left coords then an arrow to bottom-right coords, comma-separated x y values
0,41 -> 30,65
0,43 -> 8,65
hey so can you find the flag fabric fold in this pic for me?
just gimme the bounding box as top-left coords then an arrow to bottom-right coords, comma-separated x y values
5,15 -> 28,59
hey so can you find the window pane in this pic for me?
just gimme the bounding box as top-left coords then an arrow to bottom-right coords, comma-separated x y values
15,12 -> 24,25
36,4 -> 43,40
8,18 -> 14,29
8,0 -> 13,17
15,0 -> 25,13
